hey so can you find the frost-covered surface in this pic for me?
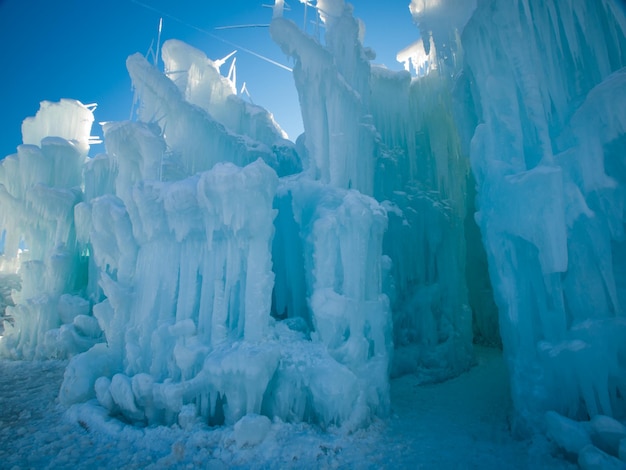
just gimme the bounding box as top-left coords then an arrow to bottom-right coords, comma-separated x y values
0,347 -> 576,469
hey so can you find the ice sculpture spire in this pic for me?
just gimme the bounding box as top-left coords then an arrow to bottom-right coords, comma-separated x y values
271,1 -> 376,195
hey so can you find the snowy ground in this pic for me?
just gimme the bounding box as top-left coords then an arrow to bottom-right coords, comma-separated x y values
0,346 -> 574,469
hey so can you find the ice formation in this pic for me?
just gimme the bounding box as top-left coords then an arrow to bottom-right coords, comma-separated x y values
458,0 -> 626,434
271,0 -> 476,383
2,23 -> 390,429
393,0 -> 626,442
1,0 -> 626,457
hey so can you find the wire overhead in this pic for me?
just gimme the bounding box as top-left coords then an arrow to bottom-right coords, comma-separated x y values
129,0 -> 293,72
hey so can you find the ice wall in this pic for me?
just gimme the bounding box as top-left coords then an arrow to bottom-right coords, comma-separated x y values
272,1 -> 477,382
430,0 -> 626,432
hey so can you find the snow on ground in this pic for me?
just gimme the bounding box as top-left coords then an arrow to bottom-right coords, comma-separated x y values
0,346 -> 574,469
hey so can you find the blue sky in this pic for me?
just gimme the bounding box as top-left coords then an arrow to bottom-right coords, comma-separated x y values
0,0 -> 418,157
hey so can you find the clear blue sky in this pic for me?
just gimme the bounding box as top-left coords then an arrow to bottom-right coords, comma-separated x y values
0,0 -> 418,158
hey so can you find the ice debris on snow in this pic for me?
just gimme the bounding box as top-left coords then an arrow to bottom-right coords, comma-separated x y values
234,413 -> 272,447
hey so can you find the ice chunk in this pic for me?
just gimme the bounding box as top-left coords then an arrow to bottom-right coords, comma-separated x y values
590,415 -> 626,458
233,414 -> 271,447
110,373 -> 144,422
578,445 -> 626,470
545,411 -> 592,456
73,315 -> 101,339
58,295 -> 90,325
59,343 -> 120,406
94,376 -> 116,412
21,99 -> 94,154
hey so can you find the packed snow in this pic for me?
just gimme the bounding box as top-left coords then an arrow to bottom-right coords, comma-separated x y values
2,0 -> 626,468
0,347 -> 576,469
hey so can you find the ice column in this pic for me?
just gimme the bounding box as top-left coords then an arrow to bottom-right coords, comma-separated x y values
270,176 -> 392,426
0,100 -> 101,359
270,6 -> 376,195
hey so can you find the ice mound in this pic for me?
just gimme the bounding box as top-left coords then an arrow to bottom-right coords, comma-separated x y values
546,411 -> 626,467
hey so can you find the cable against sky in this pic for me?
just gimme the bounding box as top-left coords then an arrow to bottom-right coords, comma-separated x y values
130,0 -> 293,72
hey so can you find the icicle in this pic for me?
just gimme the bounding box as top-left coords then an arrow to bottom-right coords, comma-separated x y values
155,17 -> 163,67
243,83 -> 254,104
227,56 -> 237,90
214,50 -> 237,71
273,0 -> 284,18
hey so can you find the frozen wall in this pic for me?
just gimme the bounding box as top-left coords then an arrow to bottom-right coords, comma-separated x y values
271,0 -> 476,383
405,0 -> 626,433
462,0 -> 626,432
